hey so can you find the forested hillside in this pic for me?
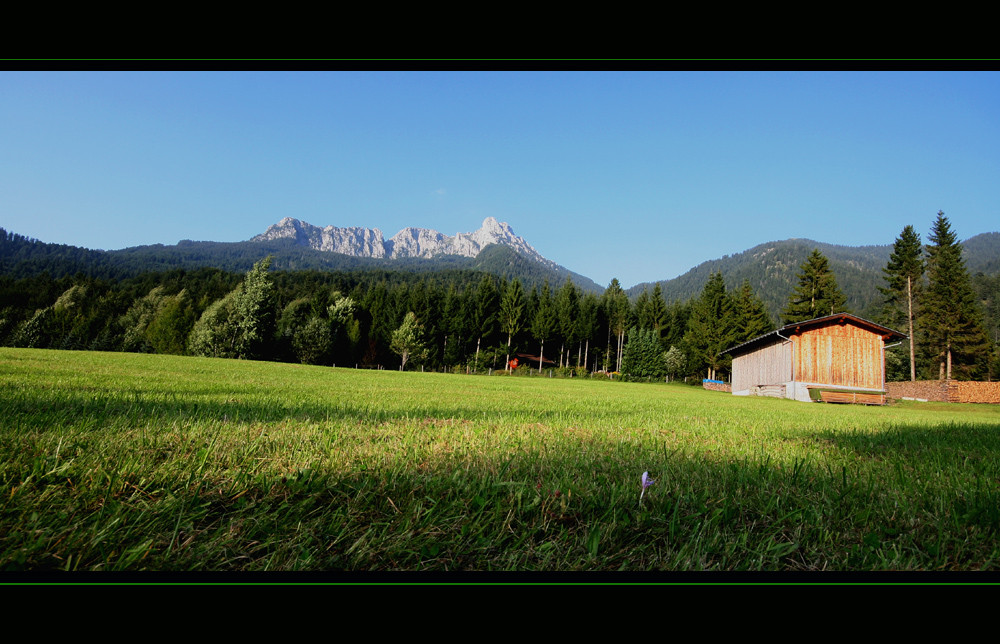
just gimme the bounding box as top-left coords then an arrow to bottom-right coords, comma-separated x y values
630,234 -> 1000,323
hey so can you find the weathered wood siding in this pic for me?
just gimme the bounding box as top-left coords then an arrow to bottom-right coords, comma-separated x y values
792,323 -> 883,390
732,340 -> 792,392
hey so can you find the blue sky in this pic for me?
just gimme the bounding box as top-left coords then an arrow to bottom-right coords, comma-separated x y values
2,70 -> 997,289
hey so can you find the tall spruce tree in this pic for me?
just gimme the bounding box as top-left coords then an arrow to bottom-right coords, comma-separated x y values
781,249 -> 848,324
881,225 -> 924,381
649,284 -> 668,339
621,327 -> 666,379
604,278 -> 629,372
532,281 -> 557,373
921,211 -> 989,380
733,280 -> 773,342
471,275 -> 498,369
683,272 -> 738,380
556,278 -> 579,367
577,292 -> 600,372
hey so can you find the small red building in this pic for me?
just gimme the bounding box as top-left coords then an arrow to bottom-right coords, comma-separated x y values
724,313 -> 907,403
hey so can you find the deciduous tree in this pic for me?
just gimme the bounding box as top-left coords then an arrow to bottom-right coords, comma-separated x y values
499,278 -> 525,372
391,311 -> 428,370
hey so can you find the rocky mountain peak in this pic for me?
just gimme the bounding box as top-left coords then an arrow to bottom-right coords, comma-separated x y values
250,217 -> 553,266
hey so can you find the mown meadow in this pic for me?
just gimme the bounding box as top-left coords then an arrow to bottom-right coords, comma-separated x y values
3,347 -> 1000,572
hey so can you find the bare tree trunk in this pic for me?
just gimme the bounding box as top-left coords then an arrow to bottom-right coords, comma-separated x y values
539,340 -> 544,374
907,276 -> 916,382
505,333 -> 512,373
947,342 -> 952,380
605,324 -> 611,372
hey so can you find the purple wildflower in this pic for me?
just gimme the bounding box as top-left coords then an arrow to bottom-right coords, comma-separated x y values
640,471 -> 655,505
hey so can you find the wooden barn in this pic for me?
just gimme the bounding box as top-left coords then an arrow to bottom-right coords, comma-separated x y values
724,313 -> 906,404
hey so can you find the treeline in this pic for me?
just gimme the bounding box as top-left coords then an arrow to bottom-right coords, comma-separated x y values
2,213 -> 997,382
0,255 -> 773,382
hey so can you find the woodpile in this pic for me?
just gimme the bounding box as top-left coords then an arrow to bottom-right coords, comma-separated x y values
952,381 -> 1000,404
886,381 -> 1000,404
819,391 -> 885,405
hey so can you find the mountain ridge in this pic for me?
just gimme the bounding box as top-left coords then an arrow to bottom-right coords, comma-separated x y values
2,223 -> 997,318
250,216 -> 557,268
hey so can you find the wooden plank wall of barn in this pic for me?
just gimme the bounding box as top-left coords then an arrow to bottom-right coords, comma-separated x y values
793,324 -> 883,390
732,341 -> 792,391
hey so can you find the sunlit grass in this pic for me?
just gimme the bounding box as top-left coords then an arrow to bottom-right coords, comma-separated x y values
2,347 -> 1000,571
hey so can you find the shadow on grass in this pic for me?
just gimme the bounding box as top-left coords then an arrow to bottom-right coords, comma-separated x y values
6,367 -> 1000,572
813,421 -> 1000,460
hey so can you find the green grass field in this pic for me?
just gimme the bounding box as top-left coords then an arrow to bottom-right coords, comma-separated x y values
3,347 -> 1000,572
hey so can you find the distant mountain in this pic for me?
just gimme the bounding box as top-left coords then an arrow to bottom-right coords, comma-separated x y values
628,233 -> 1000,322
962,232 -> 1000,274
251,216 -> 555,265
0,221 -> 604,294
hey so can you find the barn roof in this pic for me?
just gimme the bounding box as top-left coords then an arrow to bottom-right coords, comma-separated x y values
722,313 -> 907,357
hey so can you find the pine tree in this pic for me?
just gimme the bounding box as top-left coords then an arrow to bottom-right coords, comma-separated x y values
921,211 -> 990,380
683,272 -> 738,380
733,280 -> 773,342
634,289 -> 652,330
880,225 -> 924,381
471,275 -> 498,370
649,284 -> 668,342
577,292 -> 600,372
781,249 -> 848,324
603,278 -> 629,372
621,327 -> 667,379
556,278 -> 579,367
531,282 -> 557,373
